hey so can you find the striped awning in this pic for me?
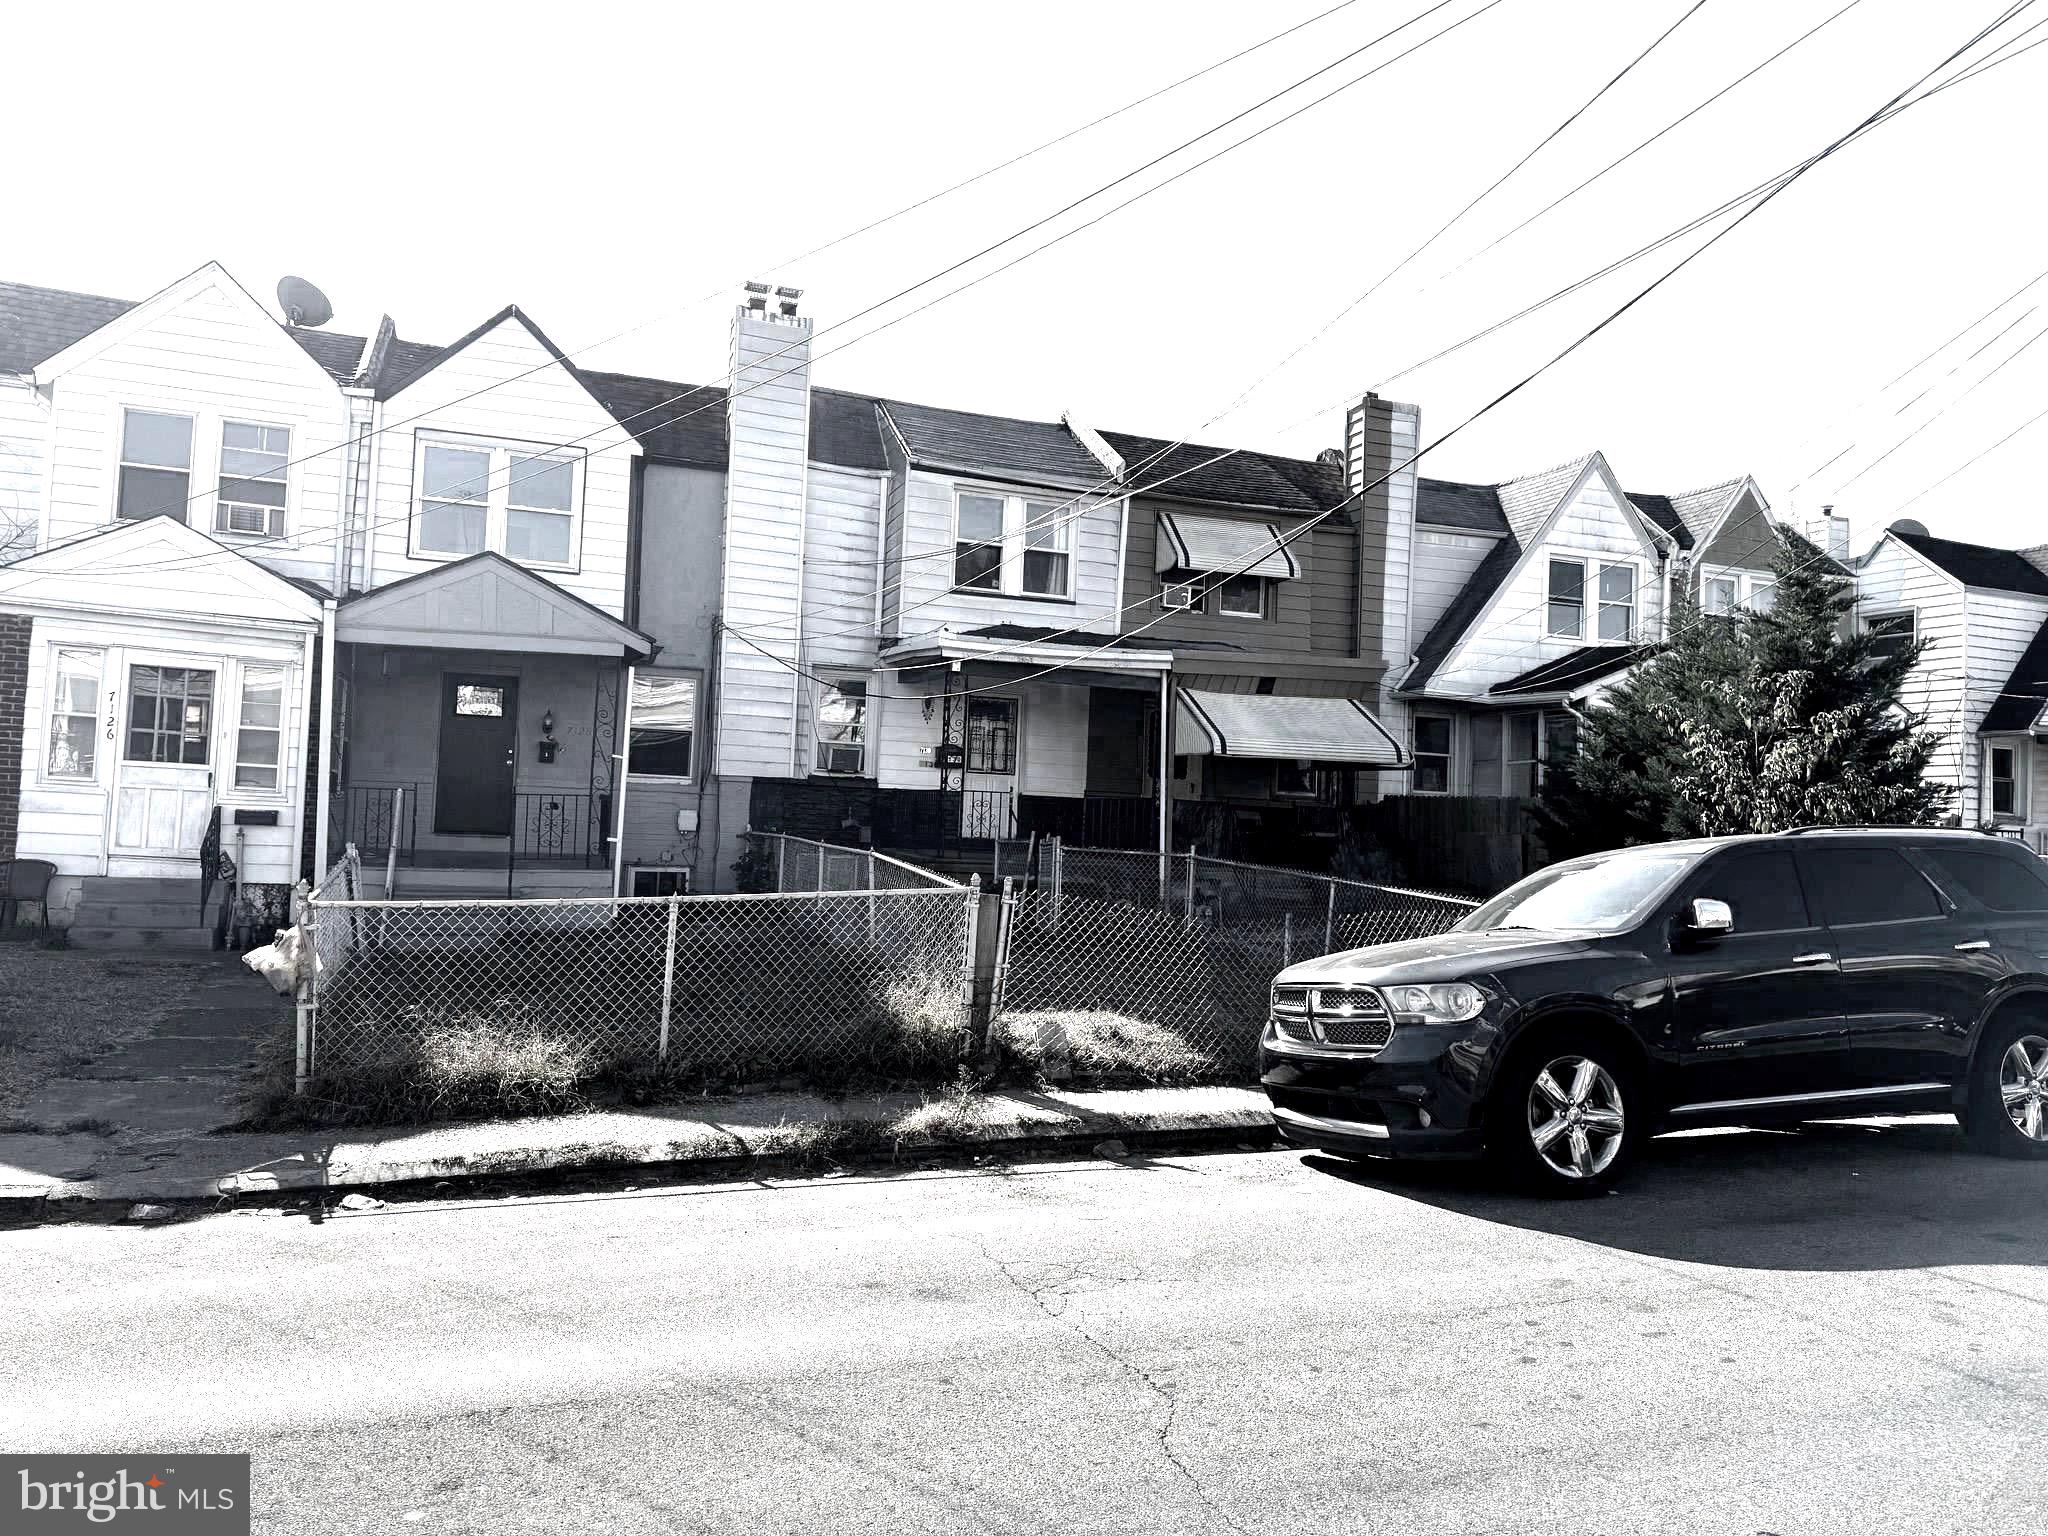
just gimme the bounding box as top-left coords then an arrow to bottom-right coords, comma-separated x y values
1154,511 -> 1301,580
1175,690 -> 1407,766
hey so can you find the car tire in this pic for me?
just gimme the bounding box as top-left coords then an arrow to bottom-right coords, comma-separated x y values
1489,1030 -> 1642,1195
1964,1016 -> 2048,1160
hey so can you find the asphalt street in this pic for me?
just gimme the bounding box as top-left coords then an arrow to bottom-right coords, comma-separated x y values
5,1117 -> 2045,1535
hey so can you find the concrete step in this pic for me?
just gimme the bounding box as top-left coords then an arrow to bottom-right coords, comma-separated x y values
67,926 -> 220,951
72,902 -> 220,927
78,877 -> 202,899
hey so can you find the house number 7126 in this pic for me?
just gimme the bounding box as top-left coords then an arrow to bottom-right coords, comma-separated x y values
105,688 -> 117,741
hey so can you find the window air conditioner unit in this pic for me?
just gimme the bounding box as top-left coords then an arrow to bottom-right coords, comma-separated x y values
1163,580 -> 1199,611
819,744 -> 864,776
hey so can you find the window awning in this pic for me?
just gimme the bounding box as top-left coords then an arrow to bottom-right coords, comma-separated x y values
1154,511 -> 1301,580
1175,689 -> 1407,766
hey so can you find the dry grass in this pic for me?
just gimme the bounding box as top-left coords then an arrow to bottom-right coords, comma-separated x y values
995,1009 -> 1211,1085
0,947 -> 211,1118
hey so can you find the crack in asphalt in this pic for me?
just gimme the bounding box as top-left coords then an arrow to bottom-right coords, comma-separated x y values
968,1236 -> 1249,1536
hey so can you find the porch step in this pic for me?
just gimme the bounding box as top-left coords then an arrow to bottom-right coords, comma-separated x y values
67,925 -> 219,951
71,901 -> 219,927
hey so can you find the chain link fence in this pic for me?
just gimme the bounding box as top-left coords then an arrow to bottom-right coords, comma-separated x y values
993,842 -> 1478,1079
297,836 -> 977,1087
748,832 -> 961,893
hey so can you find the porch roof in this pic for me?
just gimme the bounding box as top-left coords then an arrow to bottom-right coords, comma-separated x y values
1175,689 -> 1407,767
336,553 -> 654,658
1487,643 -> 1653,701
1982,617 -> 2048,734
1153,510 -> 1301,579
879,625 -> 1173,676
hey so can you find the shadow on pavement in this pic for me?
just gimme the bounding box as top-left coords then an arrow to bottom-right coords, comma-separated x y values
1300,1116 -> 2048,1272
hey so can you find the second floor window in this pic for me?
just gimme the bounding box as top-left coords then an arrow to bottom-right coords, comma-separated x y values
1597,563 -> 1634,641
118,409 -> 194,522
1548,557 -> 1635,641
952,490 -> 1071,598
1216,573 -> 1267,619
1866,610 -> 1915,660
1546,560 -> 1584,637
1703,575 -> 1738,616
217,422 -> 290,537
415,436 -> 581,567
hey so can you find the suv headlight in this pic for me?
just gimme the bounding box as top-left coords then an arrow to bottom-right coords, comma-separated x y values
1384,982 -> 1486,1024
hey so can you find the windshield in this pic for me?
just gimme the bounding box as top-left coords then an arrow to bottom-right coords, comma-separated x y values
1457,849 -> 1698,935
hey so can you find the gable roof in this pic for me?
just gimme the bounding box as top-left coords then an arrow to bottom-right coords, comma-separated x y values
1497,455 -> 1594,547
0,513 -> 326,625
337,550 -> 653,658
1983,616 -> 2048,733
1622,491 -> 1692,549
0,280 -> 137,374
1893,529 -> 2048,597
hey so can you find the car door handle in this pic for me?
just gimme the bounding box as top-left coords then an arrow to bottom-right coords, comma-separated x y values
1792,951 -> 1832,965
1954,940 -> 1992,952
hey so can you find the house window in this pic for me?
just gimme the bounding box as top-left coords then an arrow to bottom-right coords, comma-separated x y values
954,493 -> 1005,590
454,683 -> 505,716
1470,714 -> 1503,796
1414,715 -> 1452,794
631,868 -> 690,897
1596,563 -> 1634,641
1990,744 -> 2021,820
1273,762 -> 1316,798
815,678 -> 867,775
125,665 -> 213,765
953,490 -> 1072,599
1216,573 -> 1267,619
1021,499 -> 1070,597
414,436 -> 582,567
628,672 -> 697,780
1866,610 -> 1915,660
45,647 -> 101,780
1506,710 -> 1542,797
965,697 -> 1018,773
118,409 -> 194,522
1547,559 -> 1584,638
1746,580 -> 1776,614
216,422 -> 290,537
1704,575 -> 1739,617
506,455 -> 575,564
419,443 -> 491,555
233,665 -> 285,791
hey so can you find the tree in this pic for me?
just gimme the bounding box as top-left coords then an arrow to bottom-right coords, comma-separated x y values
1534,535 -> 1951,856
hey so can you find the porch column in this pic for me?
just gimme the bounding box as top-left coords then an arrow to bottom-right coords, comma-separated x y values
314,599 -> 338,873
610,662 -> 636,896
1157,671 -> 1173,862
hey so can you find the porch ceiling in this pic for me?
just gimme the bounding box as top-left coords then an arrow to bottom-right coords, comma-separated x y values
337,553 -> 652,658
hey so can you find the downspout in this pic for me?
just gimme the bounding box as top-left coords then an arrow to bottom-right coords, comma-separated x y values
314,599 -> 338,870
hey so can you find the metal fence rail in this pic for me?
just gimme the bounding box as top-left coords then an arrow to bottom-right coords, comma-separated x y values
747,831 -> 963,892
296,835 -> 977,1087
993,843 -> 1478,1078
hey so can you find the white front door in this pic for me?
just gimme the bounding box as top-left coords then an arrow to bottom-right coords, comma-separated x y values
111,659 -> 218,861
961,696 -> 1019,838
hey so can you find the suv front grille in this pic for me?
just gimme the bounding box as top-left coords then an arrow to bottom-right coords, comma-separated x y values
1268,984 -> 1394,1055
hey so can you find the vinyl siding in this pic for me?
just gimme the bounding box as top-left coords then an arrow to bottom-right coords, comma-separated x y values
1409,528 -> 1502,648
792,466 -> 887,770
37,276 -> 351,589
878,433 -> 908,632
1854,536 -> 1967,810
0,378 -> 46,560
1961,588 -> 2048,823
1430,470 -> 1665,698
370,315 -> 636,614
1117,497 -> 1314,652
714,312 -> 811,779
1308,524 -> 1357,654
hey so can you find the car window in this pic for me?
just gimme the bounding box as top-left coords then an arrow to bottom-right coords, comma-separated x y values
1797,846 -> 1945,925
1918,847 -> 2048,913
1691,850 -> 1811,933
1458,850 -> 1695,934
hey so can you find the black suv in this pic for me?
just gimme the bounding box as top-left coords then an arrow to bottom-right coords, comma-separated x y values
1261,829 -> 2048,1192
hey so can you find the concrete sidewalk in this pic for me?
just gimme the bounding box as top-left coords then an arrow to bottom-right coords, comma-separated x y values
0,1084 -> 1275,1209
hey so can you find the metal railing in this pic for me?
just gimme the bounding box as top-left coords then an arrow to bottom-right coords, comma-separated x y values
990,842 -> 1479,1079
747,831 -> 962,891
513,790 -> 606,865
340,781 -> 419,859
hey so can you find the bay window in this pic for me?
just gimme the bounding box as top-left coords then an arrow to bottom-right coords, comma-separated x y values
414,435 -> 582,567
118,409 -> 194,522
952,489 -> 1072,599
45,647 -> 102,780
217,421 -> 290,537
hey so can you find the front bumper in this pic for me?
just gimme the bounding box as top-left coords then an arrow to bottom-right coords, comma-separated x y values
1260,1021 -> 1491,1161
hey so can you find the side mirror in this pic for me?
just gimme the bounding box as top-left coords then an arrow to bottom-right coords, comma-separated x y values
1686,897 -> 1734,938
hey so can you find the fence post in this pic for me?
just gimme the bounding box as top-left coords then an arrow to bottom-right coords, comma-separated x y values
867,850 -> 878,941
1324,882 -> 1336,956
962,873 -> 984,1045
816,839 -> 826,894
1283,910 -> 1293,968
658,894 -> 679,1064
1184,852 -> 1196,926
776,834 -> 786,893
992,875 -> 1017,1026
1050,835 -> 1063,932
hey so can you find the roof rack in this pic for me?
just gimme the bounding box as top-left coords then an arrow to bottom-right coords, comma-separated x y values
1778,824 -> 1990,837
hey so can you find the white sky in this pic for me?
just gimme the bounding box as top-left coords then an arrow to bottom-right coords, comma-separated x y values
11,0 -> 2045,550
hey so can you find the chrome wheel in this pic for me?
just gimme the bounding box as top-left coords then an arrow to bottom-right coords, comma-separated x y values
2000,1034 -> 2048,1142
1526,1055 -> 1625,1180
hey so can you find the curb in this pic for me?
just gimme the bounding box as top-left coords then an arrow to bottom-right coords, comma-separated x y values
0,1090 -> 1279,1215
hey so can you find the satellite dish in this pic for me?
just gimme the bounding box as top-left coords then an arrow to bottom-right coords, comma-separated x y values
1888,517 -> 1930,538
276,276 -> 333,329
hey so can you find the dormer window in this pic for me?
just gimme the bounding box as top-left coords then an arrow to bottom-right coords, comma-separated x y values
413,434 -> 582,569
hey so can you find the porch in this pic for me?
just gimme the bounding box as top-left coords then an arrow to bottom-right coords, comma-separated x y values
326,554 -> 652,898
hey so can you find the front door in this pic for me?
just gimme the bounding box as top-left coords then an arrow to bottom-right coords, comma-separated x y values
435,674 -> 519,836
961,696 -> 1018,838
111,660 -> 218,861
1667,846 -> 1849,1113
